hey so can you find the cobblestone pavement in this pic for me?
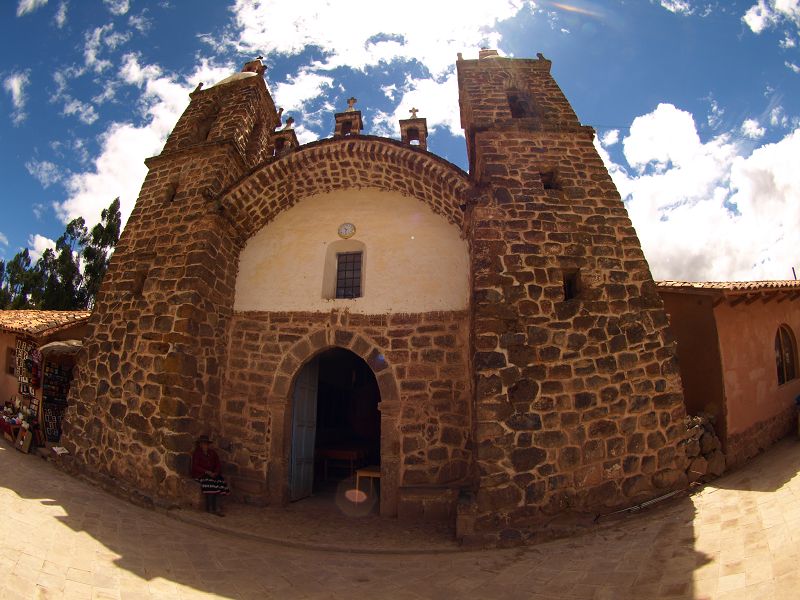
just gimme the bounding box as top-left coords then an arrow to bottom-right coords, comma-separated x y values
1,438 -> 799,599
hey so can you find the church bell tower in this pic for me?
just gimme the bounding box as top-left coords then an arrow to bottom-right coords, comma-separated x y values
457,50 -> 688,527
61,59 -> 281,503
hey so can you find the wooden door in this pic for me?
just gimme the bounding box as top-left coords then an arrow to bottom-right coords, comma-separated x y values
289,357 -> 319,501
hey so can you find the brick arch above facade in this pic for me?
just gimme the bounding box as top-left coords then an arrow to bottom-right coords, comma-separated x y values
270,326 -> 400,406
266,325 -> 403,516
218,136 -> 474,241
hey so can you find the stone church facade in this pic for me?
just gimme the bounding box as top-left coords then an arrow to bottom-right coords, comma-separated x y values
61,50 -> 691,540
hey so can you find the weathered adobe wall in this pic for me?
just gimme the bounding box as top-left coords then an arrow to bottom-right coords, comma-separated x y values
713,298 -> 800,466
658,292 -> 727,444
459,57 -> 689,536
220,309 -> 473,509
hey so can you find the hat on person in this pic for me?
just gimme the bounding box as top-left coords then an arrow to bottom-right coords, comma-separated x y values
196,434 -> 212,444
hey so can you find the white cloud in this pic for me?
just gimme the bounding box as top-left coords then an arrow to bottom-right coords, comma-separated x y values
128,13 -> 151,34
3,72 -> 30,124
705,96 -> 724,128
55,57 -> 233,229
63,98 -> 98,124
27,234 -> 56,262
32,203 -> 45,220
741,118 -> 766,138
0,232 -> 8,246
120,53 -> 162,85
231,0 -> 527,76
770,105 -> 789,127
381,83 -> 398,101
16,0 -> 48,17
226,0 -> 532,141
54,1 -> 67,27
102,0 -> 129,15
660,0 -> 694,15
597,103 -> 800,281
25,160 -> 64,188
84,24 -> 114,73
372,73 -> 462,138
786,60 -> 800,72
743,0 -> 800,34
273,70 -> 334,113
601,129 -> 620,146
293,123 -> 319,145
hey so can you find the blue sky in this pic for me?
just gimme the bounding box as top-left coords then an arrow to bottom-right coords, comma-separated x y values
1,0 -> 798,281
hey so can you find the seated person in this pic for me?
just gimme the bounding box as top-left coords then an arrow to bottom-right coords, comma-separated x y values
191,434 -> 230,516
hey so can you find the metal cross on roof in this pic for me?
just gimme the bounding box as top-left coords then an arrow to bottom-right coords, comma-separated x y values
345,97 -> 358,112
409,107 -> 419,119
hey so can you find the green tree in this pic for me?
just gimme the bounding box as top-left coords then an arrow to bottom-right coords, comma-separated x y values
81,197 -> 121,308
0,260 -> 11,308
5,249 -> 35,308
0,197 -> 122,311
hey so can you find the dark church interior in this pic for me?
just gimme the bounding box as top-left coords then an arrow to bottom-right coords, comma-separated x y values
312,348 -> 381,491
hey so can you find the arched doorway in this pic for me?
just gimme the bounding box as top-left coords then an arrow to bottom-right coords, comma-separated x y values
289,348 -> 381,504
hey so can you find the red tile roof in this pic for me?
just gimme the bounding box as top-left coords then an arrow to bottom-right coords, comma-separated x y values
0,310 -> 91,337
657,280 -> 800,292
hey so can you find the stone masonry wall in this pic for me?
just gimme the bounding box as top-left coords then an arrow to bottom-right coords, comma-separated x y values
726,404 -> 796,468
60,74 -> 278,506
219,309 -> 472,509
458,56 -> 689,536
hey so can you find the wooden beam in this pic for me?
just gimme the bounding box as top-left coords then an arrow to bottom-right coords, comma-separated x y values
729,294 -> 750,307
761,292 -> 781,305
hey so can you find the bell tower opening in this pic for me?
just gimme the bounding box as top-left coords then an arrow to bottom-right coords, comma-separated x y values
289,347 -> 381,507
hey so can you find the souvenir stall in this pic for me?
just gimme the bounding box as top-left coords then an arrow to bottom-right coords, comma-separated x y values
1,337 -> 43,452
38,340 -> 81,444
0,310 -> 90,453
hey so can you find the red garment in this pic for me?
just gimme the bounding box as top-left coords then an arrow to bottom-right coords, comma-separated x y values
191,446 -> 222,478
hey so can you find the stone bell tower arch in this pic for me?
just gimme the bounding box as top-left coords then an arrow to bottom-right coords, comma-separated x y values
61,59 -> 282,503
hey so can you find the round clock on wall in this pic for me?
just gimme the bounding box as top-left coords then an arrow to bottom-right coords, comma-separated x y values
338,222 -> 356,239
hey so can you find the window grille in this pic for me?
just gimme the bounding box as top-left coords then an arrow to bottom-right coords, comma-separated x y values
335,252 -> 362,299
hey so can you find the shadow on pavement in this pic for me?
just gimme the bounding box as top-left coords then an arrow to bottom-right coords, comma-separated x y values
0,439 -> 719,599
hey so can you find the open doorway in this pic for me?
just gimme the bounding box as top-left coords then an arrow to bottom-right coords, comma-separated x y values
289,348 -> 381,504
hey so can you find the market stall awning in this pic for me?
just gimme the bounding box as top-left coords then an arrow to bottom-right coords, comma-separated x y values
38,339 -> 83,356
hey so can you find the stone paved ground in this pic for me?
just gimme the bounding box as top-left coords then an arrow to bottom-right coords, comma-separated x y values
1,438 -> 799,599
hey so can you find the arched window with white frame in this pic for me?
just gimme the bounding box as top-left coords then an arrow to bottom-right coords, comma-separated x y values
775,324 -> 797,385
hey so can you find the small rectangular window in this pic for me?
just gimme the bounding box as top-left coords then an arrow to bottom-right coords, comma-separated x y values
335,252 -> 362,299
563,269 -> 581,301
6,347 -> 15,376
541,170 -> 560,190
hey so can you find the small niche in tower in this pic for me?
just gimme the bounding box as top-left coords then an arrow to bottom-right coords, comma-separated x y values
563,269 -> 581,301
540,169 -> 561,191
132,271 -> 147,297
274,137 -> 286,154
407,127 -> 420,145
164,182 -> 178,203
341,121 -> 353,136
195,114 -> 217,142
507,90 -> 534,118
